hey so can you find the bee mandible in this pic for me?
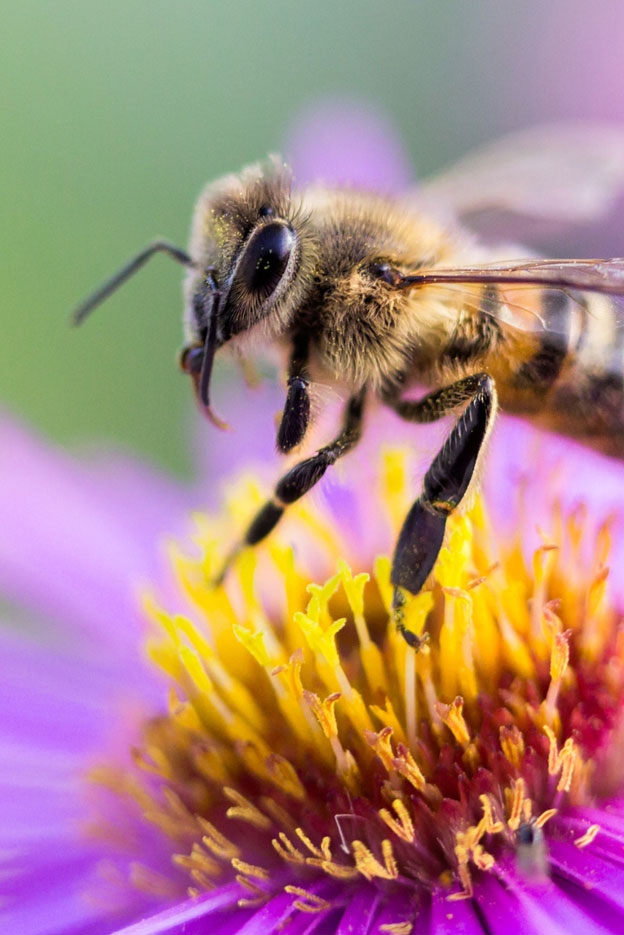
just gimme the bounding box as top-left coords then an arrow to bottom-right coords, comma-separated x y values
72,125 -> 624,646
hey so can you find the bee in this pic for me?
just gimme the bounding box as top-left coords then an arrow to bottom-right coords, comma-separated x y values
73,126 -> 624,646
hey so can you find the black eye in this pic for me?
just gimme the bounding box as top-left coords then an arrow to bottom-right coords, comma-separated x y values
238,221 -> 296,299
369,262 -> 403,286
258,204 -> 274,217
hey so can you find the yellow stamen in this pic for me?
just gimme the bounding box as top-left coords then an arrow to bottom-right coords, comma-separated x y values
352,839 -> 398,880
575,824 -> 600,848
224,788 -> 272,830
500,725 -> 525,769
379,798 -> 415,842
543,726 -> 579,792
507,778 -> 526,832
230,858 -> 270,880
197,817 -> 240,859
283,885 -> 331,913
272,832 -> 305,865
436,696 -> 470,746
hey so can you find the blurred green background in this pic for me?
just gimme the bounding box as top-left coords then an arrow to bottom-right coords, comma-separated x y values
2,0 -> 623,475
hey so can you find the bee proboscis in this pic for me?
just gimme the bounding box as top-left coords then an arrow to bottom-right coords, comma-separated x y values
72,125 -> 624,645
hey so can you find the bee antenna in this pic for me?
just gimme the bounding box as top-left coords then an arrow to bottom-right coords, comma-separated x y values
70,240 -> 196,326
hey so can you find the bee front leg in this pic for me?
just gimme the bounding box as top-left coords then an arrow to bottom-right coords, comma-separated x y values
277,376 -> 311,452
277,337 -> 311,452
387,373 -> 497,648
213,389 -> 366,585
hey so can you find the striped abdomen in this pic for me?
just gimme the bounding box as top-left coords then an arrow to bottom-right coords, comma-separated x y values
451,283 -> 624,458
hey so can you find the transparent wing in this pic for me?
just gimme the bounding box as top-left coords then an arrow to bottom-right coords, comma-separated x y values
403,258 -> 624,294
400,258 -> 624,335
419,125 -> 624,226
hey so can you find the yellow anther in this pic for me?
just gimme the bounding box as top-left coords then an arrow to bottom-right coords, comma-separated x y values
549,629 -> 571,682
294,610 -> 345,669
392,745 -> 426,791
557,743 -> 578,792
197,817 -> 240,859
352,839 -> 398,880
232,624 -> 269,666
575,824 -> 600,848
306,572 -> 342,620
336,559 -> 386,692
478,795 -> 504,834
265,753 -> 305,800
500,725 -> 525,769
272,648 -> 305,700
224,788 -> 272,830
318,860 -> 359,879
338,560 -> 369,620
236,873 -> 269,908
370,697 -> 407,745
304,691 -> 341,739
284,885 -> 331,913
272,832 -> 305,864
173,844 -> 220,877
436,696 -> 470,746
295,828 -> 325,858
534,808 -> 557,829
454,818 -> 496,900
507,778 -> 526,832
364,726 -> 396,774
543,726 -> 578,792
379,798 -> 415,842
379,923 -> 413,934
230,858 -> 270,880
179,646 -> 213,695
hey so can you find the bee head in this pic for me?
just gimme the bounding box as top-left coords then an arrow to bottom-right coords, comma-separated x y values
181,159 -> 314,426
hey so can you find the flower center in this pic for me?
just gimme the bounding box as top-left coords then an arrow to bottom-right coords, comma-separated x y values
90,450 -> 624,915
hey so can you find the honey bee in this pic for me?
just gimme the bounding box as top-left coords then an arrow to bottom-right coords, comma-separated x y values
73,126 -> 624,646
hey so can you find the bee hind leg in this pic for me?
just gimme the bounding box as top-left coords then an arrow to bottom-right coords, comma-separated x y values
388,373 -> 496,647
212,389 -> 366,587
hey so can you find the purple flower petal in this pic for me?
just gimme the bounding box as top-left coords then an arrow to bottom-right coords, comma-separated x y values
109,885 -> 243,935
334,886 -> 380,934
492,854 -> 624,935
284,98 -> 413,191
0,414 -> 188,659
430,889 -> 483,934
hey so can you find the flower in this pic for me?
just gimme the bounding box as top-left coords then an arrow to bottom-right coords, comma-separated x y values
3,398 -> 624,935
5,102 -> 624,935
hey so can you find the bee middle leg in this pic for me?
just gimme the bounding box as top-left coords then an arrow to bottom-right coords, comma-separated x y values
384,373 -> 497,647
214,389 -> 366,584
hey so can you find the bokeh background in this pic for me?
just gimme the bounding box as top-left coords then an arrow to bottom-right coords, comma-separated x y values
2,0 -> 624,476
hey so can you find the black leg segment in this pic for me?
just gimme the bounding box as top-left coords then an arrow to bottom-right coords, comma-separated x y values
214,390 -> 366,584
277,336 -> 311,453
389,373 -> 496,645
277,377 -> 311,452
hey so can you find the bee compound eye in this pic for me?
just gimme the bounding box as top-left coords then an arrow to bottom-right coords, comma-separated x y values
369,262 -> 403,286
238,221 -> 296,299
